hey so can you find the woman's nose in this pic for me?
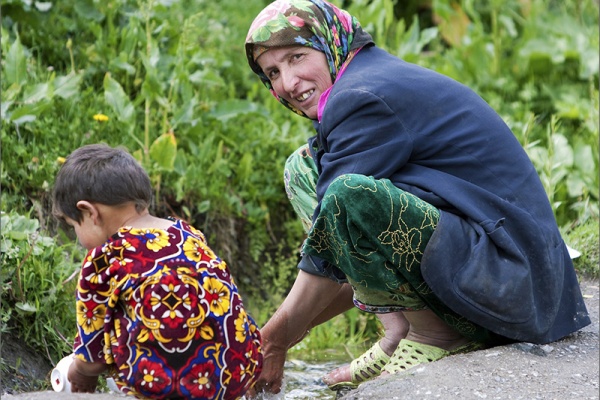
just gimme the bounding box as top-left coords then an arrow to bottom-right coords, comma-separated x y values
280,69 -> 298,93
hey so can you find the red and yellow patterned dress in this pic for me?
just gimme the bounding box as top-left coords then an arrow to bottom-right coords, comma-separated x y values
73,218 -> 262,399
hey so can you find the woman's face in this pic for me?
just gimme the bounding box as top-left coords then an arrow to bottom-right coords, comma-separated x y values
256,46 -> 333,119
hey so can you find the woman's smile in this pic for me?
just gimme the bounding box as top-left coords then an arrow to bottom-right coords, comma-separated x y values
296,89 -> 314,102
256,46 -> 332,119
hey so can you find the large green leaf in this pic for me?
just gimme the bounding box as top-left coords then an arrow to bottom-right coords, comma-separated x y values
4,37 -> 27,86
149,132 -> 177,171
22,82 -> 50,104
209,99 -> 268,122
9,102 -> 52,125
103,73 -> 135,125
54,72 -> 83,100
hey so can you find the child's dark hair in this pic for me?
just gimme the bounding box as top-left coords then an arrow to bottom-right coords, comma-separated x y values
52,143 -> 153,223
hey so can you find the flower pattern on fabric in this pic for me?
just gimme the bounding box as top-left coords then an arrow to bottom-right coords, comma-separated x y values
130,227 -> 171,252
72,219 -> 262,399
234,308 -> 251,343
135,358 -> 172,395
184,235 -> 217,262
204,277 -> 231,317
180,360 -> 218,399
76,300 -> 106,335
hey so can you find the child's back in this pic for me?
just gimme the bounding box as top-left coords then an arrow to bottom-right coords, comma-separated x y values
52,144 -> 263,399
77,219 -> 262,399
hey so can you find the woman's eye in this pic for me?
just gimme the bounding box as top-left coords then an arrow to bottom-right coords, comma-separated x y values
268,69 -> 279,80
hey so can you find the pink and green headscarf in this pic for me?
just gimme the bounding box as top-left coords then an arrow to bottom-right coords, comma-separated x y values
245,0 -> 373,118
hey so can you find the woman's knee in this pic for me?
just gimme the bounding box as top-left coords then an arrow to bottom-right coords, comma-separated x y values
325,174 -> 379,205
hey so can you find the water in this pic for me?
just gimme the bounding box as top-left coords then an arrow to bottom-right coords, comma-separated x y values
282,359 -> 344,399
250,358 -> 347,400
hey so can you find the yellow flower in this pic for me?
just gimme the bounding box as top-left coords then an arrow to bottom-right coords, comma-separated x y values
57,157 -> 66,164
93,113 -> 109,122
234,308 -> 249,343
204,277 -> 230,316
183,237 -> 216,262
76,300 -> 106,335
130,228 -> 170,252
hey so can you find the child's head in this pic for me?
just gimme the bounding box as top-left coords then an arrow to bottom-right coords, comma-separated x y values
52,143 -> 153,224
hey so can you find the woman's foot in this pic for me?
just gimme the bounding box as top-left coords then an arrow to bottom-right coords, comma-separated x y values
322,340 -> 390,390
379,309 -> 479,377
402,308 -> 471,350
323,312 -> 408,388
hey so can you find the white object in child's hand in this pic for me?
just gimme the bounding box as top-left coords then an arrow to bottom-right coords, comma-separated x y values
51,354 -> 74,392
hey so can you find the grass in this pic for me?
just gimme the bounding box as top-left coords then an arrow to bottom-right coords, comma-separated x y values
566,218 -> 600,280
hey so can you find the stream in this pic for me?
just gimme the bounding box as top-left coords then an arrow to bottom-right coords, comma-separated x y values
250,356 -> 349,400
279,359 -> 344,399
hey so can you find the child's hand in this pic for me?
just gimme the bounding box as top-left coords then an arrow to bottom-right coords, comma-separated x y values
67,358 -> 106,393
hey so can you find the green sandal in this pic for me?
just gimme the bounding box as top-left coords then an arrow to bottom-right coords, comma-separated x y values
383,339 -> 483,374
327,340 -> 391,391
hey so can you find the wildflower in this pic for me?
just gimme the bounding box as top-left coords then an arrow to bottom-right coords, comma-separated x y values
57,157 -> 66,164
93,113 -> 109,122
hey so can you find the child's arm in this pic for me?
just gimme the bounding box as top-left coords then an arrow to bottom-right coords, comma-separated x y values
67,357 -> 108,393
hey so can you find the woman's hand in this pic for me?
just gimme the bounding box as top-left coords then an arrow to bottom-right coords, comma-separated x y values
67,358 -> 107,393
247,330 -> 288,396
246,271 -> 352,397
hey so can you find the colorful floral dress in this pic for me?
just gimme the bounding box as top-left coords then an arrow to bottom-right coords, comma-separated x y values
73,218 -> 262,399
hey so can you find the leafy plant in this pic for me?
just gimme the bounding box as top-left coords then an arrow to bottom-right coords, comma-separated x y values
0,210 -> 82,364
566,218 -> 600,279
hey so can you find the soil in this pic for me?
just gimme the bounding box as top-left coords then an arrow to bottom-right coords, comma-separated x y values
1,279 -> 598,400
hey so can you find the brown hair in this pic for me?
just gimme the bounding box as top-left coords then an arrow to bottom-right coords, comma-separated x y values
52,143 -> 153,223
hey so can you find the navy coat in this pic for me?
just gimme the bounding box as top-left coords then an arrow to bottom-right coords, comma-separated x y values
303,45 -> 590,344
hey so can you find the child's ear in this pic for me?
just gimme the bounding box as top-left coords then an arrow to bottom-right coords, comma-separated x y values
76,201 -> 100,223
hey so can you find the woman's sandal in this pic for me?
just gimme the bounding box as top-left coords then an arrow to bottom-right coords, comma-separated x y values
382,339 -> 483,375
327,340 -> 391,391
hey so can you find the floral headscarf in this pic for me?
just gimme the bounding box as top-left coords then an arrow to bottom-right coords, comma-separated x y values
245,0 -> 373,117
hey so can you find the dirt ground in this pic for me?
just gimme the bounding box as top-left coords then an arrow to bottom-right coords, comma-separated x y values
1,279 -> 598,400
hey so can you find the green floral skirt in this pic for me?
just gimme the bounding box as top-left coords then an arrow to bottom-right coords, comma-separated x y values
284,145 -> 494,343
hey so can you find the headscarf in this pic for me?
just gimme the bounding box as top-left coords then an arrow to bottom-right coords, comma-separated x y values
245,0 -> 374,118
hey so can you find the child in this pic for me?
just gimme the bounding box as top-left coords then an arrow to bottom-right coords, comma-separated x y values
52,143 -> 262,399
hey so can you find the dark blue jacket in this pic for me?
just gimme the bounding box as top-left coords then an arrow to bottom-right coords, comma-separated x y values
300,45 -> 590,344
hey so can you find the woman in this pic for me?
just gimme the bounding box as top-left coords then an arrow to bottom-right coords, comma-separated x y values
244,0 -> 590,394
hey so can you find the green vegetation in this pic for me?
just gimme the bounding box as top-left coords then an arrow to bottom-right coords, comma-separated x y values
566,218 -> 600,280
1,0 -> 598,387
